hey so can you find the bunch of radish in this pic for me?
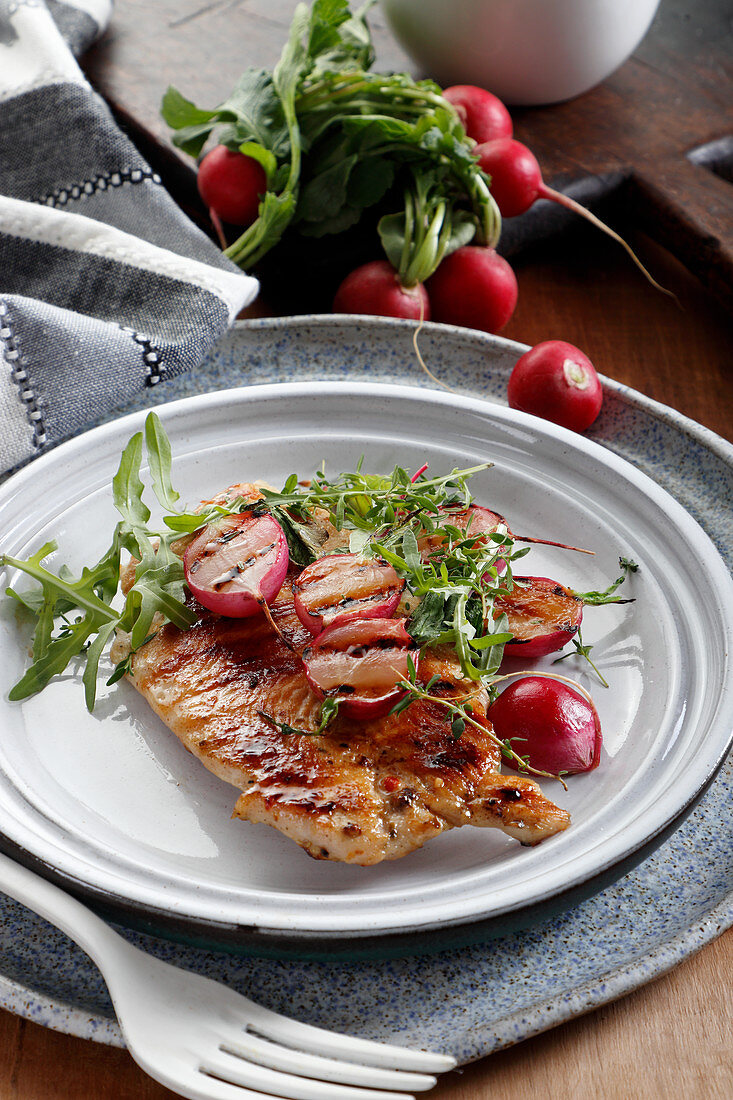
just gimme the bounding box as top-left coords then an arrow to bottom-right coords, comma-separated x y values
330,85 -> 517,333
176,0 -> 658,444
330,80 -> 663,332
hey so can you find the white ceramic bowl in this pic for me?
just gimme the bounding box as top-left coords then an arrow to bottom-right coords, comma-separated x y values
381,0 -> 661,105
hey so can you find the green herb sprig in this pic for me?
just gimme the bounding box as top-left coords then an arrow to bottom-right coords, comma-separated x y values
556,558 -> 639,685
259,458 -> 529,683
258,697 -> 342,737
0,413 -> 241,710
572,557 -> 638,604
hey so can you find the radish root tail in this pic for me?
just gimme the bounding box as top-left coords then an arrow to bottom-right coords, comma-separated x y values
412,297 -> 462,394
209,207 -> 229,251
258,597 -> 295,651
539,185 -> 679,304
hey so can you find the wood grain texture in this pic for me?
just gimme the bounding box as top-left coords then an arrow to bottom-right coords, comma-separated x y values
0,930 -> 729,1099
80,0 -> 733,308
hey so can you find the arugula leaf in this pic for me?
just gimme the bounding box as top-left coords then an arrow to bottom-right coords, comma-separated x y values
2,547 -> 118,625
1,413 -> 202,709
83,621 -> 120,712
145,413 -> 180,512
8,617 -> 99,701
112,433 -> 150,529
269,507 -> 324,566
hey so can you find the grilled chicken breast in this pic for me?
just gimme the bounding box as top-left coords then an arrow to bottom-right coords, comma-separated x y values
112,538 -> 570,864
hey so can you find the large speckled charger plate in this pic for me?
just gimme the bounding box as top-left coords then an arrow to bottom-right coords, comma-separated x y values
0,318 -> 731,1063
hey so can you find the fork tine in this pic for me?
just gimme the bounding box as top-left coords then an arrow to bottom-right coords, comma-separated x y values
219,1031 -> 437,1092
241,1005 -> 456,1074
199,1055 -> 420,1100
135,1061 -> 276,1100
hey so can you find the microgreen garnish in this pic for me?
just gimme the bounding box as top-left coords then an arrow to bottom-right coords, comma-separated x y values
260,459 -> 529,683
572,557 -> 638,604
550,558 -> 639,686
258,697 -> 342,737
259,461 -> 491,535
553,628 -> 609,688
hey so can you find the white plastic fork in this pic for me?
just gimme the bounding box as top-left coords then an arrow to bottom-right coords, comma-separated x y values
0,851 -> 456,1100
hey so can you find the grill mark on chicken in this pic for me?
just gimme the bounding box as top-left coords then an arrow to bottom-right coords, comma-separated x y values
112,500 -> 570,864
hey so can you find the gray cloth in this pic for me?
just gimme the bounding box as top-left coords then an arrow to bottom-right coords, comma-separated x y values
0,0 -> 258,474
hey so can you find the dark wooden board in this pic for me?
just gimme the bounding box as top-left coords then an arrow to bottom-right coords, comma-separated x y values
81,1 -> 733,309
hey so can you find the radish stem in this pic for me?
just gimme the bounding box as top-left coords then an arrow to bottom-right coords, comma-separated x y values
209,206 -> 228,251
514,534 -> 595,555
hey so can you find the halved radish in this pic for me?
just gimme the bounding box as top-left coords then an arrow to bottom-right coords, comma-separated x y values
488,676 -> 602,774
496,576 -> 582,659
419,504 -> 512,564
302,618 -> 418,719
184,512 -> 288,617
292,553 -> 405,635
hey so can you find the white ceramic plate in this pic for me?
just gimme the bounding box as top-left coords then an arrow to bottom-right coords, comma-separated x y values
0,381 -> 731,951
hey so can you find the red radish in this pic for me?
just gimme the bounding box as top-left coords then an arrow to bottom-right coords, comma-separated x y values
184,512 -> 288,618
496,576 -> 582,659
475,138 -> 672,294
302,618 -> 417,719
442,85 -> 513,144
426,246 -> 517,334
292,554 -> 405,635
333,260 -> 430,320
474,138 -> 542,218
488,676 -> 602,774
197,145 -> 267,227
508,340 -> 603,432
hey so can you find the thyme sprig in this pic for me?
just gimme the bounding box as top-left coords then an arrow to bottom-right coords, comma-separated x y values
553,628 -> 609,688
390,660 -> 568,788
572,557 -> 638,604
258,697 -> 342,737
557,558 -> 640,686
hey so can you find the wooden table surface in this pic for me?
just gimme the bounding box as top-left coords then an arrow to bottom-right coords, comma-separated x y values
1,3 -> 732,1098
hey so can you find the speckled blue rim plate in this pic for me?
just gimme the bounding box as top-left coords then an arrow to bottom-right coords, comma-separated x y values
0,318 -> 731,1062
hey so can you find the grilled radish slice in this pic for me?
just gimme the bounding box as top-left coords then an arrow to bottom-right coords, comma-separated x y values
496,576 -> 582,658
302,618 -> 418,718
292,553 -> 405,635
419,504 -> 512,562
184,512 -> 288,617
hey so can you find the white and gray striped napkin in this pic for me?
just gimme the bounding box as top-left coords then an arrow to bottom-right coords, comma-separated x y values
0,0 -> 258,475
